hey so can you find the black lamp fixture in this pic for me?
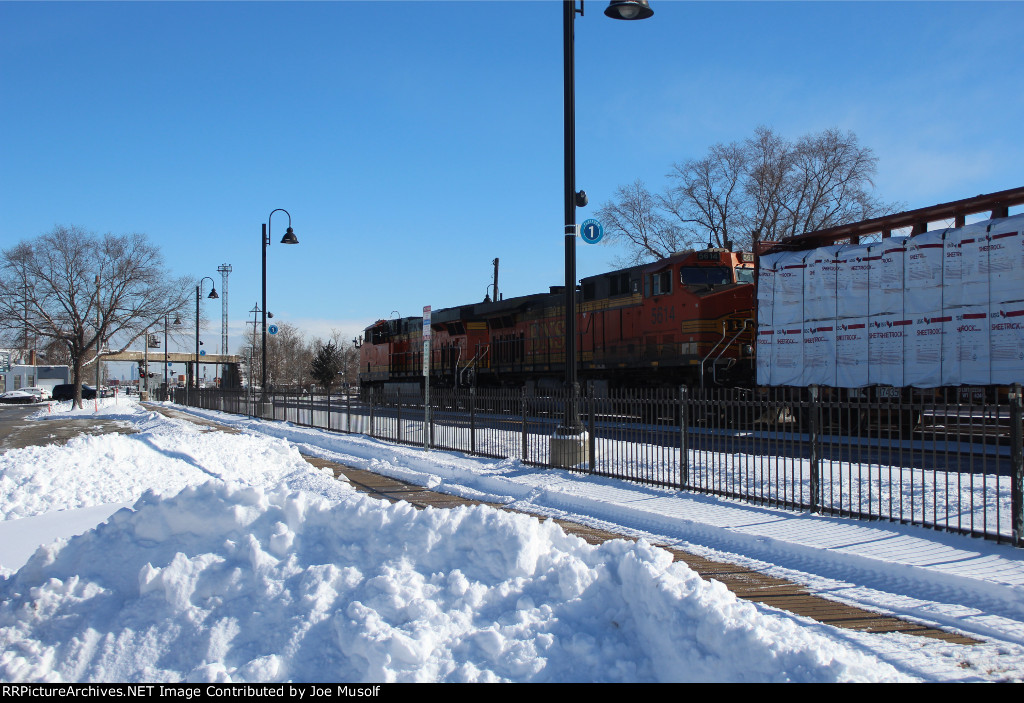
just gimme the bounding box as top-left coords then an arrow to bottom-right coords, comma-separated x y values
262,209 -> 299,392
604,0 -> 653,20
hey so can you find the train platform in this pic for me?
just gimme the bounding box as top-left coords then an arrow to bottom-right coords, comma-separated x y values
134,402 -> 978,644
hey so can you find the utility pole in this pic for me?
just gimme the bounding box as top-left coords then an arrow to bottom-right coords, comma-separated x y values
95,275 -> 101,391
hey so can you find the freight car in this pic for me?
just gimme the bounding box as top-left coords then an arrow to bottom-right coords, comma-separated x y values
755,187 -> 1024,403
359,247 -> 757,392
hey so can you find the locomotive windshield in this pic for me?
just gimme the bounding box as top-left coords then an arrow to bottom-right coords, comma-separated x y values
679,266 -> 732,287
735,266 -> 755,284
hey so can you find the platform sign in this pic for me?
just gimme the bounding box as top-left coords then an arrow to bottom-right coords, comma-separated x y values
423,305 -> 432,451
199,350 -> 206,356
423,305 -> 432,377
268,324 -> 279,335
580,218 -> 604,244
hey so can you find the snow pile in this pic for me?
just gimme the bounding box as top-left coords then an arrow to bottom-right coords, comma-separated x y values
0,402 -> 345,521
0,481 -> 905,683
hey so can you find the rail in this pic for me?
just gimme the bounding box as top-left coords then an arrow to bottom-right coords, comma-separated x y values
174,384 -> 1024,547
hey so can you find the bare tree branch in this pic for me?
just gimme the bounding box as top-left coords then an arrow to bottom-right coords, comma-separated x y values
598,127 -> 901,262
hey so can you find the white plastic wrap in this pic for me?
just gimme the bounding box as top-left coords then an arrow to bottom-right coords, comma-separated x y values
986,215 -> 1024,306
903,231 -> 946,315
756,215 -> 1024,387
990,303 -> 1024,385
771,251 -> 810,326
801,323 -> 836,386
768,326 -> 805,386
835,244 -> 872,320
835,318 -> 869,388
904,313 -> 946,388
868,316 -> 908,387
803,246 -> 840,322
950,306 -> 991,386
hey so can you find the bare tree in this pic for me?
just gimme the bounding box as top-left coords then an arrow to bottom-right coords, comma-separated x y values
328,330 -> 361,391
261,322 -> 314,391
599,127 -> 900,261
663,141 -> 749,251
596,180 -> 685,266
0,225 -> 191,407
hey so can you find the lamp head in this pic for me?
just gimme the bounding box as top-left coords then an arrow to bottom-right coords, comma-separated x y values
605,0 -> 653,20
280,227 -> 299,245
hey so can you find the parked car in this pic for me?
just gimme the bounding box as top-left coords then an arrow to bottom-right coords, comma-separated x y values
0,390 -> 38,404
51,384 -> 98,401
22,386 -> 51,401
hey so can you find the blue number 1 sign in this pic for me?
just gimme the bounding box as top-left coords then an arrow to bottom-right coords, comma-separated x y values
580,219 -> 603,244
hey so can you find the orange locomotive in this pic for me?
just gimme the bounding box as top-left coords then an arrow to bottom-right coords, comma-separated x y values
359,247 -> 756,392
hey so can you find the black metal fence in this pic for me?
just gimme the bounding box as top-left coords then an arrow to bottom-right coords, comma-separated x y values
173,385 -> 1024,546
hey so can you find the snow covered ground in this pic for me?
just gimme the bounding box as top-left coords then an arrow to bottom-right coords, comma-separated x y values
1,398 -> 1022,682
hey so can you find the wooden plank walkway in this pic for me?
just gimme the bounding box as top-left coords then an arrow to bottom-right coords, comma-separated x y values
148,405 -> 978,644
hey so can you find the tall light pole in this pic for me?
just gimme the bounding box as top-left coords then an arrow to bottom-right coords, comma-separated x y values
552,0 -> 653,467
217,263 -> 232,387
262,209 -> 299,392
195,277 -> 219,394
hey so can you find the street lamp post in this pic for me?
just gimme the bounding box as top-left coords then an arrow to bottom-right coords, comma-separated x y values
195,277 -> 219,399
552,0 -> 653,467
262,209 -> 299,394
164,313 -> 181,401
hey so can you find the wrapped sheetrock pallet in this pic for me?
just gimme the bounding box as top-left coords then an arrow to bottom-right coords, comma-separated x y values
755,212 -> 1024,387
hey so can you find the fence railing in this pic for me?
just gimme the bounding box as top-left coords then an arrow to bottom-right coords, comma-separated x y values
173,385 -> 1024,546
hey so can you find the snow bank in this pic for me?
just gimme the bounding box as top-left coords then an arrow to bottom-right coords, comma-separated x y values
0,482 -> 906,683
0,401 -> 344,521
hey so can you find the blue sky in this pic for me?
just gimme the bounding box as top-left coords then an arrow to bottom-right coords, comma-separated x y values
2,0 -> 1023,364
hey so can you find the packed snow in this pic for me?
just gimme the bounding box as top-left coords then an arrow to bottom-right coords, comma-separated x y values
1,399 -> 1022,682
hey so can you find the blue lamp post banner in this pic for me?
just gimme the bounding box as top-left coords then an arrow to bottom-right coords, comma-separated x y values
580,218 -> 604,244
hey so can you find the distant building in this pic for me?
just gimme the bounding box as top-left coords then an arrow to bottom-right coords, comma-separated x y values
0,351 -> 70,393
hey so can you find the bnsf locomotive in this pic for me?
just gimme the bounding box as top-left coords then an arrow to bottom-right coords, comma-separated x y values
359,247 -> 757,392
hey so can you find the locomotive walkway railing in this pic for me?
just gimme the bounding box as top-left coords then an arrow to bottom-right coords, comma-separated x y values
173,385 -> 1024,547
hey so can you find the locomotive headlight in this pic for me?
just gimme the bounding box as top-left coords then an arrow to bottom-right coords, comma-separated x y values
742,344 -> 754,356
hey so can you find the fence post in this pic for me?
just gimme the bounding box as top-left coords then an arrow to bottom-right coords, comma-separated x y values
587,382 -> 596,473
397,392 -> 403,443
521,388 -> 528,463
679,385 -> 689,490
1011,383 -> 1023,546
470,387 -> 477,455
346,392 -> 352,434
808,385 -> 821,513
369,392 -> 376,439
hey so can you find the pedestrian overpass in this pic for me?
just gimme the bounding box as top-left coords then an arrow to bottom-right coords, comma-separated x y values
101,350 -> 243,388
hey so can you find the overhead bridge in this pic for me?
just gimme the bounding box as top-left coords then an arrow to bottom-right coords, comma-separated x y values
101,351 -> 241,365
101,350 -> 243,388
